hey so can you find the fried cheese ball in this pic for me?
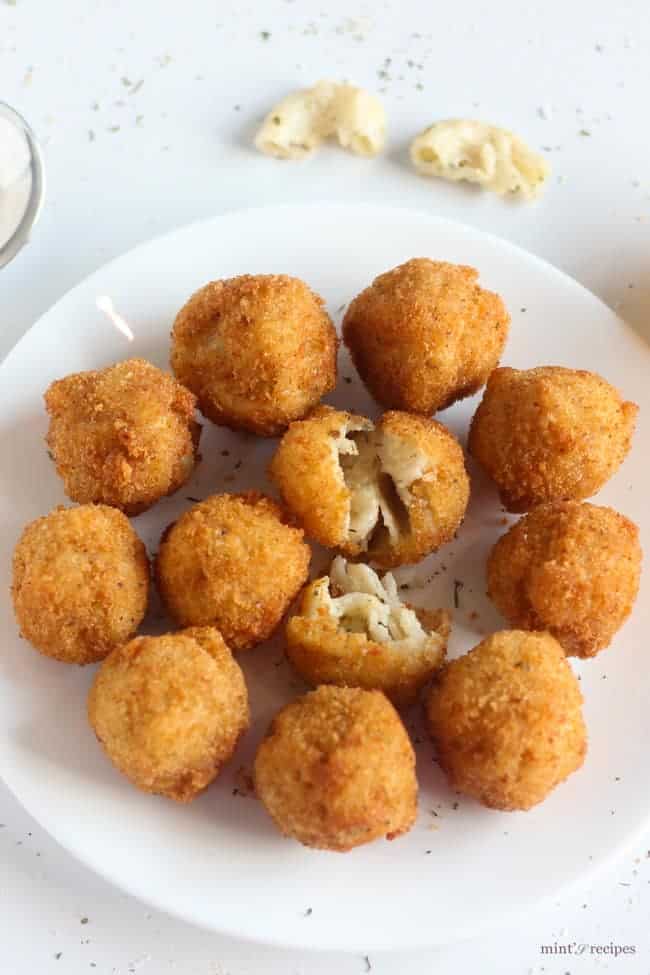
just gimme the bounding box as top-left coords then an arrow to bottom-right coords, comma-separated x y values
468,366 -> 638,512
426,630 -> 587,811
254,685 -> 417,851
487,502 -> 641,659
269,406 -> 469,569
45,358 -> 200,515
156,491 -> 310,650
12,504 -> 149,665
170,274 -> 338,436
88,627 -> 249,801
342,259 -> 509,414
286,557 -> 449,706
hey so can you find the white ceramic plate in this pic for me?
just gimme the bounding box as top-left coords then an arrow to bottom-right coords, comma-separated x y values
1,204 -> 648,952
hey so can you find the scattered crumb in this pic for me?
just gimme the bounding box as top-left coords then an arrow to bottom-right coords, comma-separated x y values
232,766 -> 255,798
537,104 -> 552,120
304,907 -> 313,916
260,30 -> 271,41
88,130 -> 95,142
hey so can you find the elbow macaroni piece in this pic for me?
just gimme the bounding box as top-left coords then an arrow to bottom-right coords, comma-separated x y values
255,81 -> 386,160
410,119 -> 550,199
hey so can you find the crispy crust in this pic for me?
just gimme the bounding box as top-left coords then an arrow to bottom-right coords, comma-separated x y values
342,258 -> 509,413
371,411 -> 470,569
487,502 -> 641,658
88,627 -> 249,801
426,630 -> 587,811
254,686 -> 417,851
45,358 -> 201,516
268,405 -> 361,548
170,274 -> 338,436
155,491 -> 311,650
11,504 -> 149,665
286,583 -> 449,706
269,406 -> 470,568
468,366 -> 638,512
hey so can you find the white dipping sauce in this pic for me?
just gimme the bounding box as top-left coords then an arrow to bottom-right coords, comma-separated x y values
0,116 -> 32,250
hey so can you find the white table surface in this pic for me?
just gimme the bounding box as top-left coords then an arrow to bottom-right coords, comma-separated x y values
1,0 -> 649,971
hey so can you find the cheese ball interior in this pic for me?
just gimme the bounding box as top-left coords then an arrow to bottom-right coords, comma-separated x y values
286,557 -> 449,706
88,627 -> 249,801
12,504 -> 149,665
487,502 -> 641,658
342,259 -> 509,414
45,358 -> 201,515
468,366 -> 637,512
156,491 -> 310,650
254,685 -> 417,851
269,406 -> 470,569
426,630 -> 587,811
170,274 -> 338,436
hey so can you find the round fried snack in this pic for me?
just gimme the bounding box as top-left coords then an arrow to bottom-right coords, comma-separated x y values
487,502 -> 641,659
286,557 -> 449,706
156,491 -> 310,650
254,685 -> 417,851
269,406 -> 469,569
12,505 -> 149,665
426,630 -> 587,811
170,274 -> 338,436
342,258 -> 509,414
45,358 -> 201,516
88,627 -> 249,801
468,366 -> 637,512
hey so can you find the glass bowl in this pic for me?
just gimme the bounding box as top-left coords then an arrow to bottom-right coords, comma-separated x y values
0,101 -> 46,270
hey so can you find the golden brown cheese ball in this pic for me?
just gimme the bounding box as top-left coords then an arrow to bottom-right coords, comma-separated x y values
254,685 -> 417,851
156,491 -> 310,650
269,406 -> 469,569
12,504 -> 149,665
45,358 -> 200,516
342,259 -> 509,414
88,627 -> 249,801
468,366 -> 637,512
487,502 -> 641,659
286,557 -> 449,706
426,630 -> 587,811
170,274 -> 338,436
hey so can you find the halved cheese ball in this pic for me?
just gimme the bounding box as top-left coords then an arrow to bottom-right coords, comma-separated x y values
286,557 -> 449,706
269,406 -> 469,569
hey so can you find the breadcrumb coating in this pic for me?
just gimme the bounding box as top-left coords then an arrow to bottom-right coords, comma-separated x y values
286,557 -> 449,706
156,491 -> 310,650
426,630 -> 587,811
12,504 -> 149,664
342,259 -> 509,414
254,685 -> 417,851
170,274 -> 338,436
269,406 -> 469,569
45,358 -> 200,515
88,627 -> 249,801
487,502 -> 641,658
468,366 -> 637,512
